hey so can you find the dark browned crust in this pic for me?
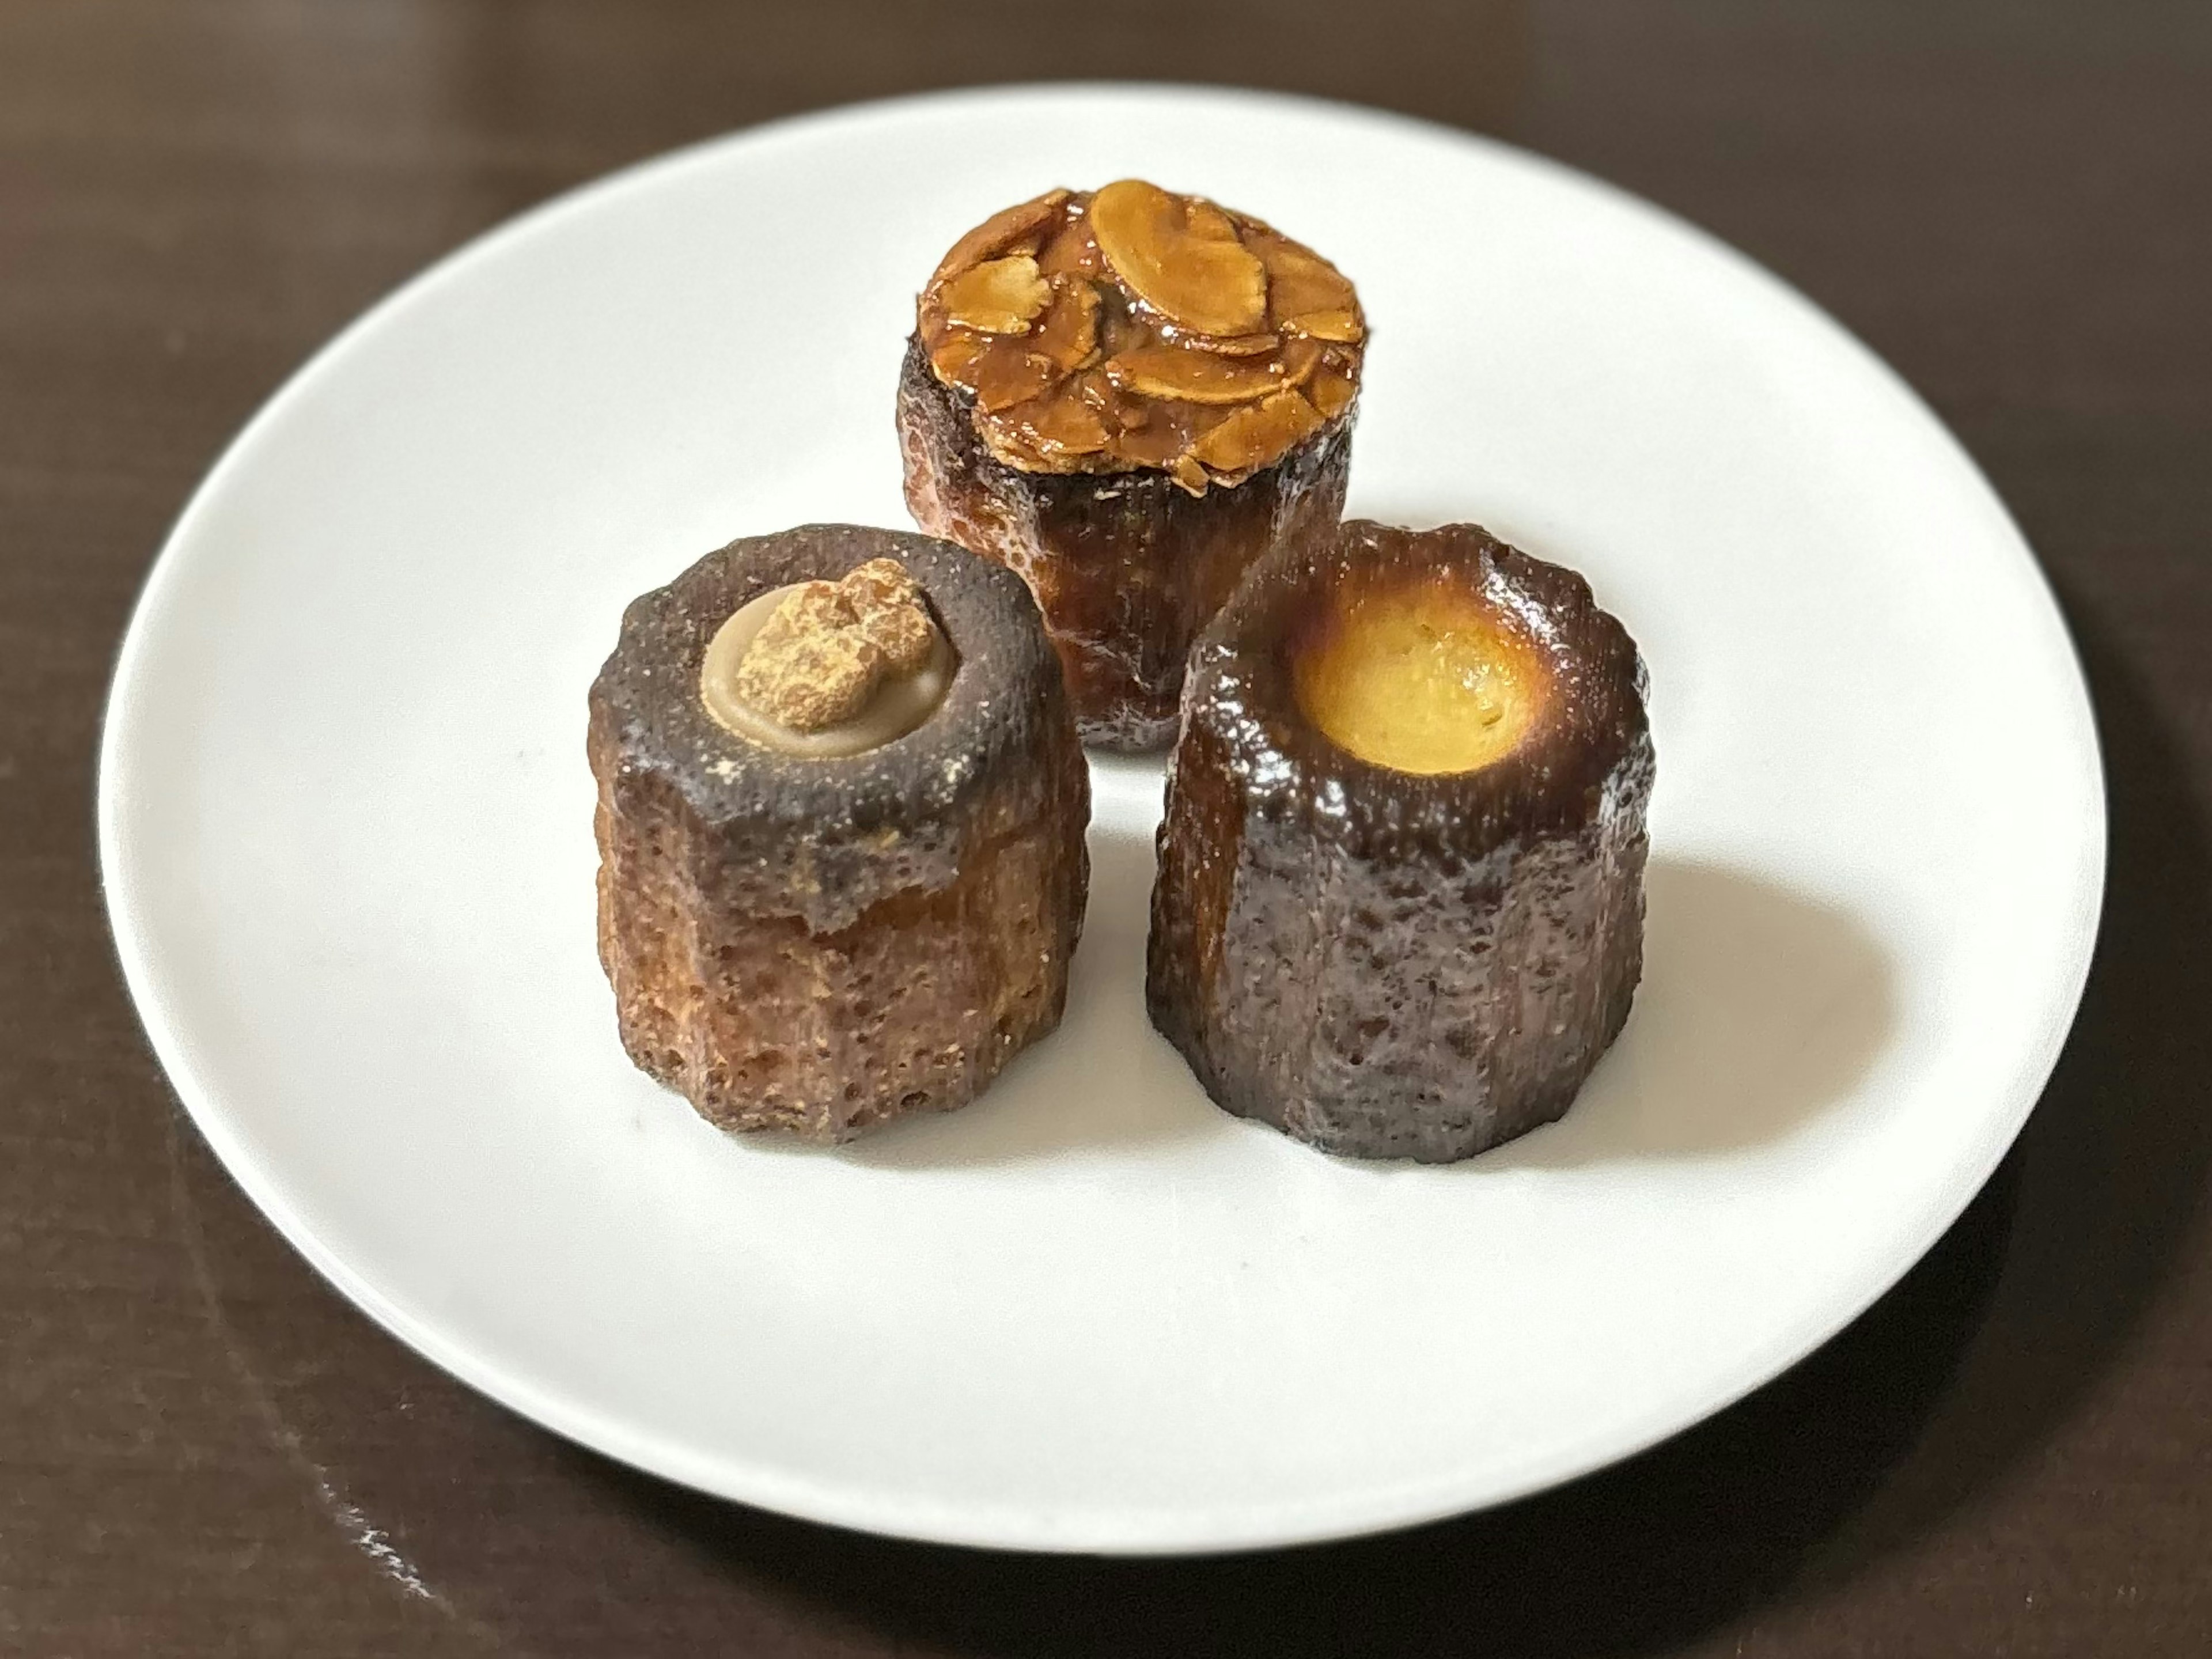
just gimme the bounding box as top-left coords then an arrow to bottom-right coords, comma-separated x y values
589,524 -> 1090,1141
1146,520 -> 1653,1162
896,335 -> 1353,752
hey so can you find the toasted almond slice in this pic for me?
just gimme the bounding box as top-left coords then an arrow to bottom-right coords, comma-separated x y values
939,255 -> 1052,334
1171,453 -> 1211,495
968,343 -> 1063,412
929,190 -> 1071,287
927,327 -> 990,385
1182,331 -> 1282,357
1187,390 -> 1324,476
1036,211 -> 1103,279
1283,309 -> 1364,343
1090,179 -> 1268,338
1113,421 -> 1187,467
1251,232 -> 1357,320
1105,343 -> 1317,405
1030,277 -> 1101,372
1308,363 -> 1358,421
1184,199 -> 1240,242
1070,368 -> 1118,411
1278,335 -> 1325,381
999,393 -> 1112,458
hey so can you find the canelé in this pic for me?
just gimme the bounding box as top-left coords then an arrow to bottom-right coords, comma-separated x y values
1147,520 -> 1652,1162
589,524 -> 1089,1141
898,180 -> 1363,749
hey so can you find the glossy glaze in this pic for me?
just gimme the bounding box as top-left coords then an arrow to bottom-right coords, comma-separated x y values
897,336 -> 1352,749
1148,521 -> 1653,1161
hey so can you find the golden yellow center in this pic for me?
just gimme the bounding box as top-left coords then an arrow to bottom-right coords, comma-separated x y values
1293,584 -> 1543,775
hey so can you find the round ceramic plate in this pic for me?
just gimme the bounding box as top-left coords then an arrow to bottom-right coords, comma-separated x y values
100,85 -> 2103,1554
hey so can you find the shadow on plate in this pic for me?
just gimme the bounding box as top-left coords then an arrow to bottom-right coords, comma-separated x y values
826,820 -> 1226,1169
1493,856 -> 1897,1168
842,843 -> 1895,1172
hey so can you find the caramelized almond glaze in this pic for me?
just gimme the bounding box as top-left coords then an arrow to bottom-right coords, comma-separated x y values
916,181 -> 1365,493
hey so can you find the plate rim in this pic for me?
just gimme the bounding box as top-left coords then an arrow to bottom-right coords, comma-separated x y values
96,79 -> 2108,1554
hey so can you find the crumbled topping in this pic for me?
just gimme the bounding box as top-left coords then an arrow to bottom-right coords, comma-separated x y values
733,559 -> 941,730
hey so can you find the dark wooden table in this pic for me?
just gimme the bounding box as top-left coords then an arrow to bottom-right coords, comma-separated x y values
5,2 -> 2209,1653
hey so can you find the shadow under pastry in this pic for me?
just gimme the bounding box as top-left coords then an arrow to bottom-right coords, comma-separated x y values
1492,855 -> 1899,1169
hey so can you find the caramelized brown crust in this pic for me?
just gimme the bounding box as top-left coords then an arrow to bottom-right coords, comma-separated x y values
1146,521 -> 1653,1162
898,335 -> 1351,750
589,524 -> 1090,1141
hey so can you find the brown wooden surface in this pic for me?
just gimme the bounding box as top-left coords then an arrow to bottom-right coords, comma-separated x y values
4,2 -> 2209,1653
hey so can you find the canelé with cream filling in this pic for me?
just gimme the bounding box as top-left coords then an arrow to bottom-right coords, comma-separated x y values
589,524 -> 1089,1141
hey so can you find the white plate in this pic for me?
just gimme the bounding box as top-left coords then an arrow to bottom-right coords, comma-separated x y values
99,85 -> 2103,1554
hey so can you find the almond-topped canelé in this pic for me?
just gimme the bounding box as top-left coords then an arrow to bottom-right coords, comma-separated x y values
1147,521 -> 1653,1164
898,181 -> 1364,749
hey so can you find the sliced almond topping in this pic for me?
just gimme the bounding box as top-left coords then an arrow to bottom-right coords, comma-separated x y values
966,342 -> 1063,412
919,184 -> 1361,480
1184,199 -> 1240,243
928,190 -> 1070,287
1308,363 -> 1358,422
1029,276 -> 1101,372
1070,368 -> 1116,411
1113,422 -> 1187,467
1282,309 -> 1364,343
995,393 -> 1112,459
1278,335 -> 1325,382
939,255 -> 1052,335
1036,212 -> 1104,279
927,327 -> 989,385
1186,391 -> 1324,478
1090,179 -> 1268,338
1251,232 -> 1356,320
1183,331 -> 1282,357
1104,343 -> 1316,405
